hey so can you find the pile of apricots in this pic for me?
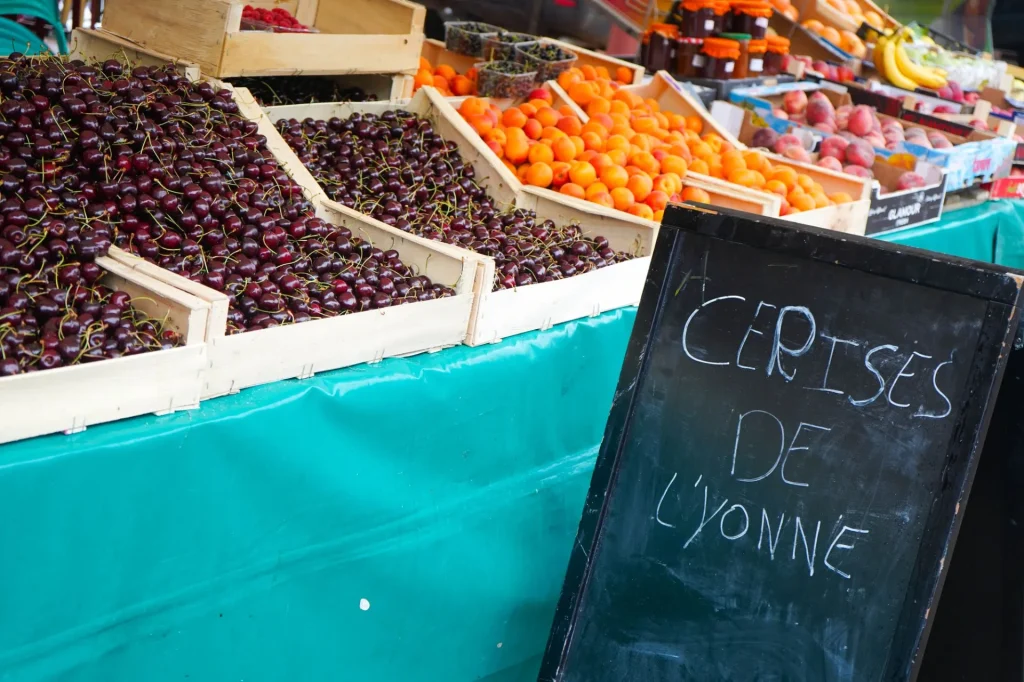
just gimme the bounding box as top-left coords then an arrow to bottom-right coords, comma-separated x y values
455,66 -> 852,219
414,57 -> 477,97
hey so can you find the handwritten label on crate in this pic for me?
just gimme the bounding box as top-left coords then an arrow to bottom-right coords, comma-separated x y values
866,174 -> 946,235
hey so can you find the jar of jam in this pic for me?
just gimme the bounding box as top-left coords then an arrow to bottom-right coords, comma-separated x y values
713,0 -> 731,32
747,38 -> 767,77
644,23 -> 679,72
719,32 -> 751,78
764,35 -> 790,75
681,0 -> 716,38
700,37 -> 741,79
730,1 -> 772,39
676,37 -> 706,78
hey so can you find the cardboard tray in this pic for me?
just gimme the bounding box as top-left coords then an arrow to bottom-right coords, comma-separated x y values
102,0 -> 426,78
0,257 -> 211,444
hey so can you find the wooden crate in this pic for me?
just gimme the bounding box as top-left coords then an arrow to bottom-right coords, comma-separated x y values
102,0 -> 425,78
0,257 -> 210,445
421,38 -> 645,86
264,88 -> 655,345
623,71 -> 745,149
68,27 -> 200,80
434,83 -> 781,228
108,86 -> 478,397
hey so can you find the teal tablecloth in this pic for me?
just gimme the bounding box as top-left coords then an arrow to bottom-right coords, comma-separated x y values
3,200 -> 1024,682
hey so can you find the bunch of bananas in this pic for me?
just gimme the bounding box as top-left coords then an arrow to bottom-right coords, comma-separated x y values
873,28 -> 948,91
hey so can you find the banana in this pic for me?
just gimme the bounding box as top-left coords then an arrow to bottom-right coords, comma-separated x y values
882,35 -> 921,90
893,35 -> 947,89
873,34 -> 887,70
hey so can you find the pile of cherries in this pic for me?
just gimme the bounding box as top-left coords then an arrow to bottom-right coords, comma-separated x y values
226,77 -> 376,107
275,111 -> 633,290
0,55 -> 447,376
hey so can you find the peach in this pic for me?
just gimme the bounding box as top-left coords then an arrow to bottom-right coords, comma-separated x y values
928,133 -> 952,149
782,145 -> 812,162
814,121 -> 838,134
773,133 -> 804,154
783,90 -> 809,115
820,135 -> 849,162
806,97 -> 835,126
773,108 -> 790,120
844,139 -> 875,168
816,156 -> 843,172
847,105 -> 875,137
895,171 -> 927,191
843,164 -> 874,178
751,127 -> 780,150
864,133 -> 887,149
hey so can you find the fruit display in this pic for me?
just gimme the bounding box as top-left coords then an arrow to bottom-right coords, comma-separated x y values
0,54 -> 452,341
275,106 -> 633,290
226,76 -> 376,106
478,70 -> 855,218
414,57 -> 478,97
240,5 -> 315,33
874,29 -> 950,92
800,19 -> 867,58
899,27 -> 1007,93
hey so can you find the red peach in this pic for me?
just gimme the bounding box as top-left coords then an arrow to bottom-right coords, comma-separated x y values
847,105 -> 875,137
820,135 -> 849,162
844,139 -> 876,167
783,90 -> 809,115
895,171 -> 927,190
773,133 -> 804,154
816,156 -> 843,172
843,164 -> 873,178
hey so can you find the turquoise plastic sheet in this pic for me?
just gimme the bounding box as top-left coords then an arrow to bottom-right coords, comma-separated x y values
3,200 -> 1024,682
878,199 -> 1024,268
0,310 -> 635,682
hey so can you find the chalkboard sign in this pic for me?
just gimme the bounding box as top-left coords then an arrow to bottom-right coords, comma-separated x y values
539,206 -> 1023,682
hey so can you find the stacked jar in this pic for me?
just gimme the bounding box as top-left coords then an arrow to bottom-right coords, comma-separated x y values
640,23 -> 680,73
763,35 -> 790,75
700,37 -> 741,79
730,1 -> 772,39
712,0 -> 731,33
676,37 -> 707,78
677,0 -> 716,38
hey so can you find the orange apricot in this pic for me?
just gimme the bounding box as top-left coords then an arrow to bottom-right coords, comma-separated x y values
504,139 -> 530,166
551,162 -> 572,188
435,64 -> 457,81
432,75 -> 450,91
590,153 -> 615,175
580,64 -> 598,80
790,192 -> 816,212
556,116 -> 583,136
518,102 -> 538,117
771,166 -> 799,189
526,162 -> 554,188
727,169 -> 758,187
502,107 -> 528,128
569,135 -> 585,157
459,96 -> 487,118
829,191 -> 853,204
585,181 -> 610,200
560,182 -> 587,199
558,68 -> 583,90
523,119 -> 543,140
569,161 -> 598,188
589,191 -> 615,209
528,143 -> 554,165
660,154 -> 687,176
646,190 -> 670,212
485,139 -> 504,158
615,66 -> 634,83
610,186 -> 635,211
796,173 -> 815,192
601,164 -> 630,190
765,179 -> 788,196
626,173 -> 654,202
628,202 -> 655,219
552,137 -> 578,163
606,148 -> 628,167
517,163 -> 532,183
630,151 -> 659,175
587,97 -> 612,117
466,114 -> 493,136
681,186 -> 712,204
451,75 -> 474,96
581,131 -> 605,152
689,158 -> 710,175
535,107 -> 561,128
567,81 -> 596,106
653,173 -> 681,196
418,56 -> 432,71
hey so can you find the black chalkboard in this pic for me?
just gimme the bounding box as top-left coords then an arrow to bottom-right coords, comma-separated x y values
538,205 -> 1023,682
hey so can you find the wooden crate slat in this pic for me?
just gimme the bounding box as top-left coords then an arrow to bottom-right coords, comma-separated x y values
0,261 -> 210,444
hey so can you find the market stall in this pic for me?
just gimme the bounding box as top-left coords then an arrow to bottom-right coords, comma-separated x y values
3,0 -> 1024,679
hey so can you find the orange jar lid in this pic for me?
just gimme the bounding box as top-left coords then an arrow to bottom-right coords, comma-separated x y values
683,0 -> 715,9
701,37 -> 741,59
732,1 -> 773,17
713,0 -> 730,14
765,35 -> 790,53
747,38 -> 768,54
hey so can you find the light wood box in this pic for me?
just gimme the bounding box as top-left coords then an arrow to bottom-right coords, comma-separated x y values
0,258 -> 211,444
264,88 -> 655,345
101,0 -> 426,78
108,85 -> 476,398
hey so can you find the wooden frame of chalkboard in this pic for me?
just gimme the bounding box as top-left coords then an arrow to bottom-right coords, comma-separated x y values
538,204 -> 1023,682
